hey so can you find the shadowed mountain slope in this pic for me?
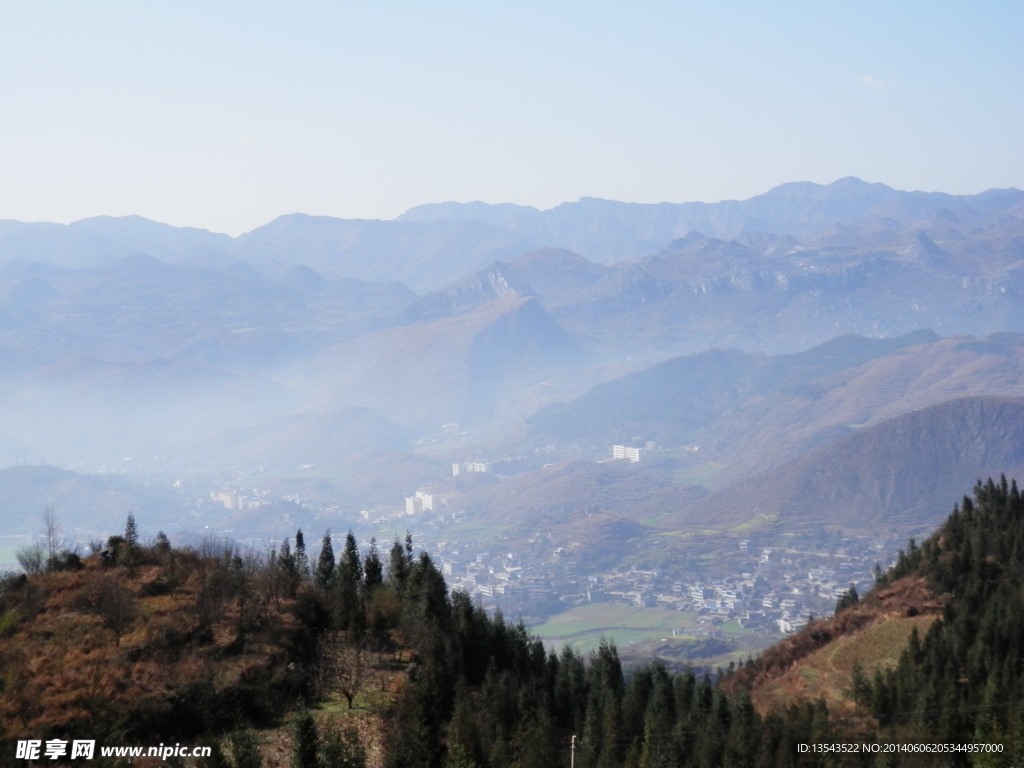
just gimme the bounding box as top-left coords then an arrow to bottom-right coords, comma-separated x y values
704,332 -> 1024,483
523,331 -> 1024,490
527,330 -> 939,446
676,397 -> 1024,535
285,294 -> 590,427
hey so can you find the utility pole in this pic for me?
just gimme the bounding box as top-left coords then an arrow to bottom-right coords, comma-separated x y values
570,734 -> 576,768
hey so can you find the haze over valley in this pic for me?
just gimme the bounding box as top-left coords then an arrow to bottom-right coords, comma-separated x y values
1,177 -> 1023,668
4,1 -> 1024,761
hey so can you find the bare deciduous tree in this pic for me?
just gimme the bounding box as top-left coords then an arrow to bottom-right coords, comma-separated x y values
336,643 -> 371,709
314,636 -> 373,709
42,506 -> 65,570
16,543 -> 46,576
88,574 -> 138,646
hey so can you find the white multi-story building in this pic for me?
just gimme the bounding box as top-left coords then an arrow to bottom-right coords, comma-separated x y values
453,461 -> 492,476
778,617 -> 809,634
612,445 -> 642,462
405,491 -> 436,515
211,490 -> 247,510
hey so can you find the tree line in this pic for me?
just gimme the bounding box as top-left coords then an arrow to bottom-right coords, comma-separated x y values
6,477 -> 1024,767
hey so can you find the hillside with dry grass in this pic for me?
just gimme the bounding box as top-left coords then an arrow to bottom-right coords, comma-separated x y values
730,575 -> 943,716
0,542 -> 313,743
0,527 -> 417,768
5,478 -> 1024,767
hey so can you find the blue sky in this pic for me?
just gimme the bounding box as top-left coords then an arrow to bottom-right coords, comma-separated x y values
0,1 -> 1021,234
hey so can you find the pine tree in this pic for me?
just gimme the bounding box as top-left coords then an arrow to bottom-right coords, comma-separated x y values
321,723 -> 366,768
229,728 -> 263,768
279,538 -> 299,595
364,537 -> 383,593
123,511 -> 139,574
124,511 -> 138,550
154,530 -> 171,554
291,707 -> 319,768
388,537 -> 409,587
315,531 -> 335,591
295,529 -> 309,579
835,584 -> 859,613
334,531 -> 364,637
341,531 -> 363,586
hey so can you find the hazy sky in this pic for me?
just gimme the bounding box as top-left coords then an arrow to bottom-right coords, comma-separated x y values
0,1 -> 1021,235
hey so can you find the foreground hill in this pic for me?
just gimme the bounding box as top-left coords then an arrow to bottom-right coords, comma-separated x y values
730,476 -> 1024,754
4,480 -> 1024,765
672,396 -> 1024,536
0,541 -> 313,746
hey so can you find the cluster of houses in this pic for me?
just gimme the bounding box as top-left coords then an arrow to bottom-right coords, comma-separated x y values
203,478 -> 889,641
429,536 -> 882,636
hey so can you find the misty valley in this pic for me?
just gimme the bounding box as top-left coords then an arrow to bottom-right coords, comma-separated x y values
3,177 -> 1024,766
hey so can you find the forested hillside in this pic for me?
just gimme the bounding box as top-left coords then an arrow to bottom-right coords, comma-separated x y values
3,477 -> 1024,767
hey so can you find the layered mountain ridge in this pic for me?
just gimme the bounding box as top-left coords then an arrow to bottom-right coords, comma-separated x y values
1,177 -> 1023,560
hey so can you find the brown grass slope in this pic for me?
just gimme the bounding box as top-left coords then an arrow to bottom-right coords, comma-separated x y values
675,396 -> 1024,535
728,576 -> 943,716
0,550 -> 310,743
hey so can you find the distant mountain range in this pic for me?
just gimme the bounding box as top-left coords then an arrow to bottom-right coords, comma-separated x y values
2,177 -> 1021,291
398,178 -> 1024,262
2,177 -> 1024,549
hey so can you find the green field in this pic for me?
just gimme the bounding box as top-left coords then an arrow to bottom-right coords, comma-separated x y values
670,462 -> 725,487
530,603 -> 701,654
